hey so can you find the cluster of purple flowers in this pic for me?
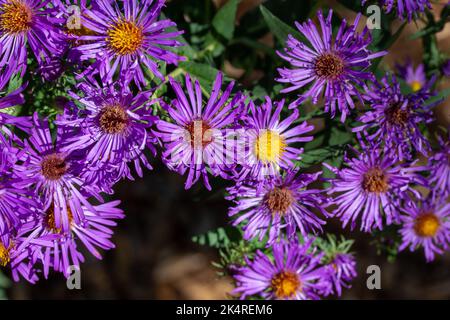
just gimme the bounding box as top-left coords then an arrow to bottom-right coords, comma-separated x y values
0,0 -> 447,300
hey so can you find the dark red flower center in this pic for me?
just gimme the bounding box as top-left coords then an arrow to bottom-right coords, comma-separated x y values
314,53 -> 345,79
41,154 -> 68,181
385,103 -> 409,127
99,104 -> 129,134
265,187 -> 294,215
185,120 -> 213,148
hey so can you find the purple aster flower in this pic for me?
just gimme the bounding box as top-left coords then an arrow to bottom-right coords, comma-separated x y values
16,113 -> 102,232
442,59 -> 450,77
276,10 -> 386,122
324,253 -> 357,297
237,97 -> 314,181
232,239 -> 331,300
155,72 -> 244,190
56,78 -> 158,188
75,0 -> 184,87
0,0 -> 65,75
353,74 -> 434,161
325,146 -> 424,232
428,136 -> 450,197
0,135 -> 36,234
363,0 -> 431,21
28,199 -> 124,278
395,61 -> 427,92
399,195 -> 450,262
227,169 -> 328,244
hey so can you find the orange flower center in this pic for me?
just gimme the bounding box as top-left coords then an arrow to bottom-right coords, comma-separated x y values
271,271 -> 301,299
99,104 -> 129,134
265,187 -> 294,216
0,0 -> 33,34
414,213 -> 440,237
41,154 -> 68,181
362,167 -> 389,193
107,20 -> 143,55
0,241 -> 10,267
314,53 -> 345,79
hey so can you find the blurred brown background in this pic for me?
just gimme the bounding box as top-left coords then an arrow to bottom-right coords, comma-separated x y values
5,0 -> 450,299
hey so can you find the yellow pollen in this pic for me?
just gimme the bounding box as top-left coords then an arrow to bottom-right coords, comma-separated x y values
0,241 -> 10,267
410,80 -> 422,92
255,130 -> 286,163
271,271 -> 301,299
107,20 -> 143,55
0,0 -> 33,34
45,205 -> 74,233
414,213 -> 440,237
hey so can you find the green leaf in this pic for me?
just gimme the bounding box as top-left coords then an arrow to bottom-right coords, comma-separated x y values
260,5 -> 305,45
212,0 -> 239,40
425,87 -> 450,106
329,127 -> 352,146
179,61 -> 221,91
299,147 -> 334,166
192,227 -> 240,249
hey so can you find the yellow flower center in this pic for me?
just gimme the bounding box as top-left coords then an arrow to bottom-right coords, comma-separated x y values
255,130 -> 286,163
0,0 -> 33,34
0,241 -> 10,267
107,20 -> 143,55
271,271 -> 301,299
410,80 -> 422,92
414,213 -> 440,237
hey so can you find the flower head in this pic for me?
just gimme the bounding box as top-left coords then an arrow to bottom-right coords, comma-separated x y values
325,146 -> 424,232
0,70 -> 29,129
323,253 -> 357,296
16,113 -> 102,232
238,98 -> 313,181
354,74 -> 434,161
56,79 -> 158,188
232,239 -> 330,300
276,10 -> 386,122
399,195 -> 450,262
0,0 -> 65,76
227,169 -> 328,244
155,72 -> 244,190
395,61 -> 428,92
75,0 -> 184,86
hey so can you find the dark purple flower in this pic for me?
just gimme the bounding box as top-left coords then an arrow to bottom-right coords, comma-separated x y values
237,98 -> 314,181
155,73 -> 244,190
75,0 -> 184,86
353,74 -> 434,161
232,239 -> 331,300
227,169 -> 328,244
399,195 -> 450,262
363,0 -> 431,21
442,59 -> 450,77
325,146 -> 424,232
56,79 -> 158,188
16,113 -> 102,232
276,10 -> 386,122
0,0 -> 65,75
